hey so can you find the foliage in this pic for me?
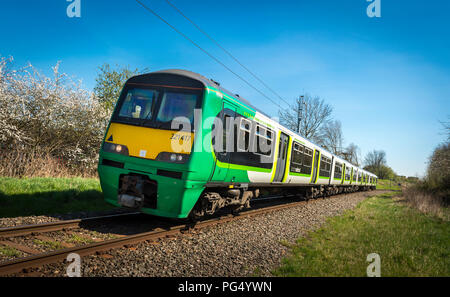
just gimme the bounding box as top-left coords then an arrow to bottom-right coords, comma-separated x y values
0,55 -> 110,176
403,186 -> 448,220
364,164 -> 395,179
93,63 -> 145,113
363,150 -> 395,178
425,142 -> 450,193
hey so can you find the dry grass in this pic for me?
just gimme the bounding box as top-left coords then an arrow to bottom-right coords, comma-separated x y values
0,150 -> 97,178
403,186 -> 449,221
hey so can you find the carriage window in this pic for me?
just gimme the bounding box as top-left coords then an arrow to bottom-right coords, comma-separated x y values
345,166 -> 352,180
238,118 -> 251,152
290,142 -> 313,174
255,125 -> 273,156
334,162 -> 342,179
303,147 -> 313,168
302,146 -> 313,174
292,143 -> 303,165
320,156 -> 331,177
353,170 -> 357,181
222,115 -> 231,153
290,142 -> 303,173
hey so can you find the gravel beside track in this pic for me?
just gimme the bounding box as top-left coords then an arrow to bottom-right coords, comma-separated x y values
20,190 -> 384,277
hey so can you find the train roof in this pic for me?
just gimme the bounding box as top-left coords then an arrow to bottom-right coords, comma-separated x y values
150,69 -> 262,113
134,69 -> 377,178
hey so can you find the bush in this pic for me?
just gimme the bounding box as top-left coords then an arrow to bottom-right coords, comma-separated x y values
0,56 -> 110,177
425,142 -> 450,193
403,186 -> 448,220
403,141 -> 449,218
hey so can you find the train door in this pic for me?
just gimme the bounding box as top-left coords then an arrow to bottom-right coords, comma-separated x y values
209,102 -> 236,182
349,167 -> 353,184
329,156 -> 334,185
311,150 -> 320,183
273,132 -> 289,182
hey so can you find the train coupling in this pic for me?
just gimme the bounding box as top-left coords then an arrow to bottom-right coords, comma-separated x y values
118,194 -> 144,208
118,174 -> 157,209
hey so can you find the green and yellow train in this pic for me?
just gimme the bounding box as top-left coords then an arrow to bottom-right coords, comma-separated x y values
97,70 -> 377,219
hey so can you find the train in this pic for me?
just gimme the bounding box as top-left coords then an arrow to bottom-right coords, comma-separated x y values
97,69 -> 377,219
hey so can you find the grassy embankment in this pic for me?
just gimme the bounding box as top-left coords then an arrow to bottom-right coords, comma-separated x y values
0,177 -> 113,218
273,192 -> 449,277
376,179 -> 402,191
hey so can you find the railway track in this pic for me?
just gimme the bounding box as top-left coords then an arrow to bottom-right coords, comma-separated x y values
0,190 -> 377,276
0,212 -> 141,238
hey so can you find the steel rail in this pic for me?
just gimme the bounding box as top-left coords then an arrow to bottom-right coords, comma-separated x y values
0,212 -> 141,238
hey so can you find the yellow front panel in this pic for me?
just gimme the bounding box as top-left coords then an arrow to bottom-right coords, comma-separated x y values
105,123 -> 194,159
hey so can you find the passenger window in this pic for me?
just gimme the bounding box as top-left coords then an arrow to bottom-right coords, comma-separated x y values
238,118 -> 251,152
255,125 -> 273,156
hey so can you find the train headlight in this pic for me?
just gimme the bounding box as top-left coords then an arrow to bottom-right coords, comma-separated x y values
156,152 -> 189,164
103,142 -> 129,156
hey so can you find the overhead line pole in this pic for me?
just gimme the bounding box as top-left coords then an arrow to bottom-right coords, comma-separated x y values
297,95 -> 304,135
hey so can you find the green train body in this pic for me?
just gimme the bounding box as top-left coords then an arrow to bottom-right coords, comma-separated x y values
97,70 -> 377,219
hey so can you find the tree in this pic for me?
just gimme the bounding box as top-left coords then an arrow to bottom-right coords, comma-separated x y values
317,120 -> 343,156
93,63 -> 147,113
426,142 -> 450,191
343,142 -> 361,166
278,94 -> 333,143
363,150 -> 393,178
364,150 -> 386,169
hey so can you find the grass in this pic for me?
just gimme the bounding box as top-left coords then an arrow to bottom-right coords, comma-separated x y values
273,192 -> 450,277
0,246 -> 21,257
67,234 -> 94,244
33,239 -> 64,250
376,179 -> 402,191
0,177 -> 114,218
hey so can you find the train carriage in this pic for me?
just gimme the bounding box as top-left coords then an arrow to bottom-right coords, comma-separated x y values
97,69 -> 377,219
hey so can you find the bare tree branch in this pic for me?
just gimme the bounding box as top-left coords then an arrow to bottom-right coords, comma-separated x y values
278,93 -> 333,143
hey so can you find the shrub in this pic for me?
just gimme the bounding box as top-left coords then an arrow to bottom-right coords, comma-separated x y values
0,56 -> 110,177
425,142 -> 450,194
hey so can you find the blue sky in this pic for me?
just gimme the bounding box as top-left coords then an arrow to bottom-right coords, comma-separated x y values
1,0 -> 449,177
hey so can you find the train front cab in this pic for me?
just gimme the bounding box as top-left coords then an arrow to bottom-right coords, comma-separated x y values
97,71 -> 220,219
